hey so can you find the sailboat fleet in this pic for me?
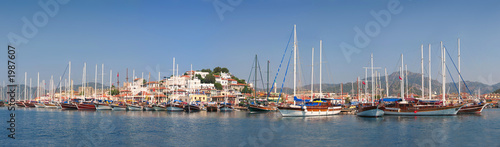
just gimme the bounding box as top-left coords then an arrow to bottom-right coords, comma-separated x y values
1,25 -> 491,117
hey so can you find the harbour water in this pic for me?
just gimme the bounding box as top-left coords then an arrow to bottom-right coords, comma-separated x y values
1,108 -> 499,146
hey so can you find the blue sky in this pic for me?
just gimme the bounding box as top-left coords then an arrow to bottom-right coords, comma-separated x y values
1,0 -> 500,87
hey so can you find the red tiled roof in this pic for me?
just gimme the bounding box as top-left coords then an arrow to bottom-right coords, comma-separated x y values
230,83 -> 246,86
212,95 -> 236,98
228,79 -> 236,81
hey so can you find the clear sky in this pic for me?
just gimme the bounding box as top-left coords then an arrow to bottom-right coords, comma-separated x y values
1,0 -> 499,88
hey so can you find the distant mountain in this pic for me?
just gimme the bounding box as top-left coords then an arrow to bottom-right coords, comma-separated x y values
493,88 -> 500,94
268,71 -> 500,95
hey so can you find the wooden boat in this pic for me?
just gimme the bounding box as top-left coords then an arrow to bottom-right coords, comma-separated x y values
384,102 -> 464,116
206,105 -> 218,112
60,103 -> 78,110
111,104 -> 127,111
153,105 -> 167,111
35,103 -> 46,108
278,102 -> 342,117
183,104 -> 201,112
143,105 -> 155,111
15,101 -> 26,107
25,102 -> 37,107
44,103 -> 59,109
248,104 -> 277,112
77,103 -> 96,110
166,103 -> 184,112
458,103 -> 489,114
95,103 -> 112,110
219,104 -> 234,112
127,104 -> 143,111
0,101 -> 4,107
357,104 -> 384,117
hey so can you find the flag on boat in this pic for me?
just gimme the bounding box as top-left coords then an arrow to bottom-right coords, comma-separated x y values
399,76 -> 402,80
362,81 -> 366,85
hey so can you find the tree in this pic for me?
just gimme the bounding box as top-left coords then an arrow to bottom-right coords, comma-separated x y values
213,67 -> 222,74
143,79 -> 146,85
201,69 -> 212,73
241,86 -> 252,93
203,74 -> 216,84
214,83 -> 223,90
110,85 -> 120,96
183,72 -> 188,76
195,74 -> 203,81
221,67 -> 229,73
237,79 -> 246,84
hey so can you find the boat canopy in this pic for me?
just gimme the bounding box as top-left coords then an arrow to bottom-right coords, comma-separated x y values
312,98 -> 342,101
381,98 -> 402,102
294,96 -> 311,102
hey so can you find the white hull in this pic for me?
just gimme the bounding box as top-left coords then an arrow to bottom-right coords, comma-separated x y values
166,106 -> 183,111
112,107 -> 127,111
127,106 -> 143,111
357,109 -> 384,117
45,105 -> 58,109
95,105 -> 112,110
278,106 -> 341,117
35,104 -> 46,108
384,106 -> 463,116
153,106 -> 167,111
143,107 -> 155,111
220,107 -> 234,112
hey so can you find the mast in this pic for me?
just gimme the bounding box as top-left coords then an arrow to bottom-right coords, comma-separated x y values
421,44 -> 424,99
254,55 -> 257,104
405,64 -> 408,98
95,64 -> 97,98
267,60 -> 269,101
385,68 -> 389,97
37,72 -> 40,100
25,72 -> 27,101
293,24 -> 297,102
102,64 -> 104,100
311,47 -> 314,101
401,54 -> 405,102
319,40 -> 322,100
29,79 -> 32,100
365,68 -> 368,101
59,76 -> 62,102
69,61 -> 71,99
441,41 -> 446,106
173,57 -> 175,78
458,38 -> 461,100
429,44 -> 432,100
110,70 -> 112,96
371,53 -> 374,103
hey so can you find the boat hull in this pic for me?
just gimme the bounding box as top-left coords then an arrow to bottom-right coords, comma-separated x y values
220,106 -> 234,112
15,102 -> 26,107
248,105 -> 277,112
143,106 -> 155,111
183,105 -> 201,112
278,106 -> 341,117
127,105 -> 143,111
77,104 -> 96,110
357,108 -> 384,117
206,106 -> 218,112
153,106 -> 167,111
60,103 -> 78,110
458,104 -> 488,114
384,105 -> 464,116
95,104 -> 112,110
44,103 -> 58,109
166,106 -> 184,111
111,105 -> 127,111
35,103 -> 46,108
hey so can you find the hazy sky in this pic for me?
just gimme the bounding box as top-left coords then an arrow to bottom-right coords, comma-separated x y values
1,0 -> 499,88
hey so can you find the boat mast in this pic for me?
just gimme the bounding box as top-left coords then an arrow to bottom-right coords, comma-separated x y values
266,60 -> 269,102
401,54 -> 405,102
371,53 -> 374,104
29,79 -> 32,101
319,40 -> 322,101
421,44 -> 424,99
458,38 -> 461,101
95,64 -> 97,99
428,44 -> 431,100
385,68 -> 389,97
59,76 -> 62,102
102,64 -> 104,101
25,72 -> 27,101
441,41 -> 446,106
254,55 -> 257,104
293,24 -> 297,105
110,69 -> 112,100
405,64 -> 408,98
311,47 -> 314,101
37,72 -> 40,101
68,61 -> 71,100
365,68 -> 368,101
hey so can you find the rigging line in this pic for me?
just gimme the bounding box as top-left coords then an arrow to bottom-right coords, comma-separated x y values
278,43 -> 294,103
247,57 -> 256,84
269,28 -> 294,93
55,64 -> 69,92
444,45 -> 473,96
446,64 -> 461,100
257,59 -> 265,92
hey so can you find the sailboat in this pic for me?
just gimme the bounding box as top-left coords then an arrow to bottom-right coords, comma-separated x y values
357,54 -> 384,117
278,26 -> 341,117
220,85 -> 234,112
384,45 -> 464,116
247,55 -> 276,112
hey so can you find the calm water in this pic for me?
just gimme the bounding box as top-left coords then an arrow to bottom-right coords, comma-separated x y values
0,107 -> 499,147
